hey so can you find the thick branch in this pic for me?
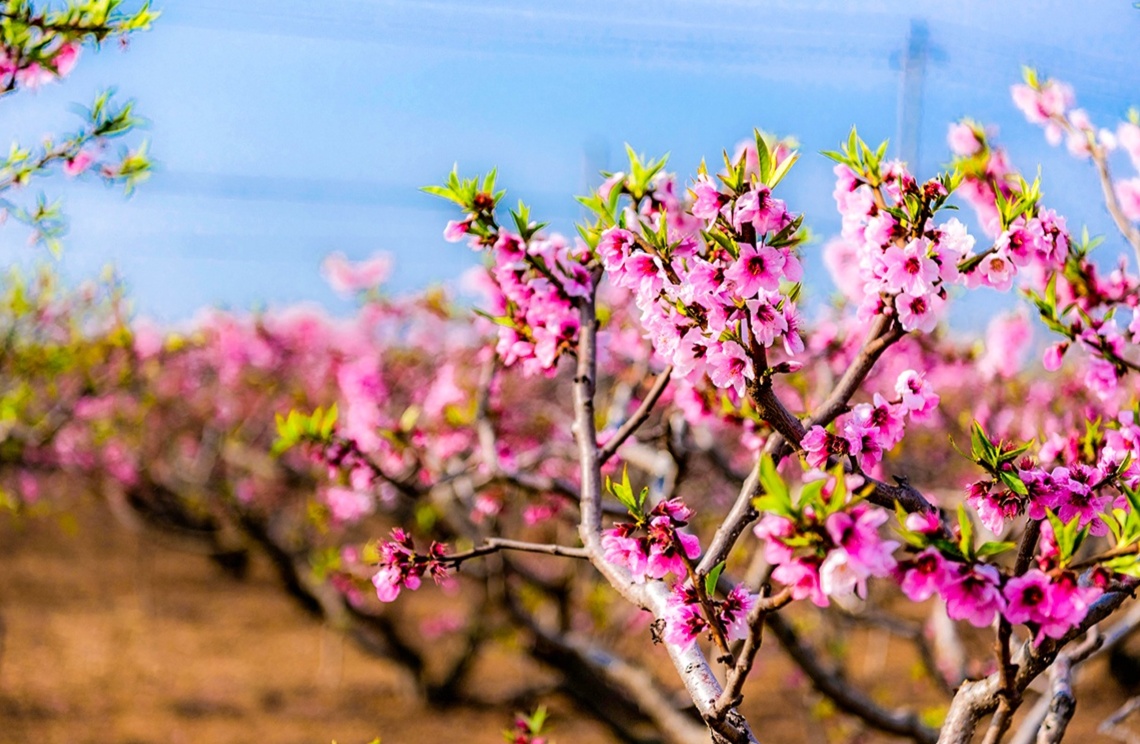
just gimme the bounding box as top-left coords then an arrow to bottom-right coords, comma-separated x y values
571,283 -> 758,744
1035,654 -> 1076,744
938,586 -> 1135,744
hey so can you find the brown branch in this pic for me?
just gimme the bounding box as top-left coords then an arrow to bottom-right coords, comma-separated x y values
698,312 -> 929,575
1010,602 -> 1140,744
765,612 -> 938,744
981,520 -> 1044,744
938,584 -> 1136,744
571,277 -> 758,744
713,586 -> 794,718
444,538 -> 590,566
598,364 -> 673,465
1099,696 -> 1140,744
1035,654 -> 1076,744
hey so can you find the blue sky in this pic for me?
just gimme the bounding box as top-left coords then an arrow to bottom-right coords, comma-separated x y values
5,0 -> 1140,324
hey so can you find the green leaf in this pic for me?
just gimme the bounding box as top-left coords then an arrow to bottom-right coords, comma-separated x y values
705,562 -> 726,597
976,541 -> 1016,558
798,479 -> 827,510
754,129 -> 772,185
320,403 -> 339,438
828,463 -> 848,513
607,466 -> 641,517
957,504 -> 974,558
756,454 -> 790,514
999,471 -> 1029,496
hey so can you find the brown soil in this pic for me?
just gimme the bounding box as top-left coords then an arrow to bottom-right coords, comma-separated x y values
0,504 -> 1136,744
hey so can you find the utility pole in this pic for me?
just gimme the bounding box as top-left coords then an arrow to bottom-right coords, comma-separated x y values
891,19 -> 945,175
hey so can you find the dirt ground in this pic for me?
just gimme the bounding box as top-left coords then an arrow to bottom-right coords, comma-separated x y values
1,504 -> 1138,744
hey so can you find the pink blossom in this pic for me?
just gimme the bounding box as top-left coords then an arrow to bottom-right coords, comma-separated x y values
645,516 -> 700,580
601,529 -> 649,581
372,565 -> 409,602
705,340 -> 753,397
726,243 -> 785,298
1011,80 -> 1073,125
772,558 -> 828,607
879,239 -> 940,296
977,311 -> 1032,379
1035,574 -> 1101,642
721,585 -> 758,641
905,510 -> 941,535
753,513 -> 796,565
942,563 -> 1005,628
322,251 -> 393,296
1119,122 -> 1140,171
841,417 -> 884,472
976,250 -> 1017,292
662,585 -> 707,648
732,186 -> 787,235
965,480 -> 1024,534
802,425 -> 845,469
63,149 -> 95,177
898,548 -> 947,602
1042,342 -> 1068,371
824,506 -> 898,581
323,486 -> 374,524
443,219 -> 472,242
690,175 -> 725,222
1002,569 -> 1053,626
746,298 -> 788,347
895,370 -> 939,420
896,292 -> 942,333
853,393 -> 906,449
597,228 -> 635,272
820,549 -> 866,598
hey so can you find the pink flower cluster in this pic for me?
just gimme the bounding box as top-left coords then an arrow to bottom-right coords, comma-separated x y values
595,163 -> 803,398
755,502 -> 899,606
450,226 -> 592,376
800,369 -> 937,474
898,548 -> 1101,639
661,583 -> 756,648
371,528 -> 451,602
600,498 -> 701,583
967,462 -> 1115,537
827,161 -> 972,329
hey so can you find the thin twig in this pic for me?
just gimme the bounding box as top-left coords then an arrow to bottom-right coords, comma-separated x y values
598,364 -> 673,465
444,538 -> 590,566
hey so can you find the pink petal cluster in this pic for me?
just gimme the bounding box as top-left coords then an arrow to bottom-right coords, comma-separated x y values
757,503 -> 899,606
601,498 -> 701,583
662,582 -> 757,648
595,167 -> 803,402
372,529 -> 450,603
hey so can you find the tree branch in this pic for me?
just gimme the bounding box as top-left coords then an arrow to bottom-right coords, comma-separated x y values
598,364 -> 673,465
765,613 -> 938,744
444,538 -> 590,566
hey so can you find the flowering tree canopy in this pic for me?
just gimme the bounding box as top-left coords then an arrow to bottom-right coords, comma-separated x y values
4,10 -> 1140,742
